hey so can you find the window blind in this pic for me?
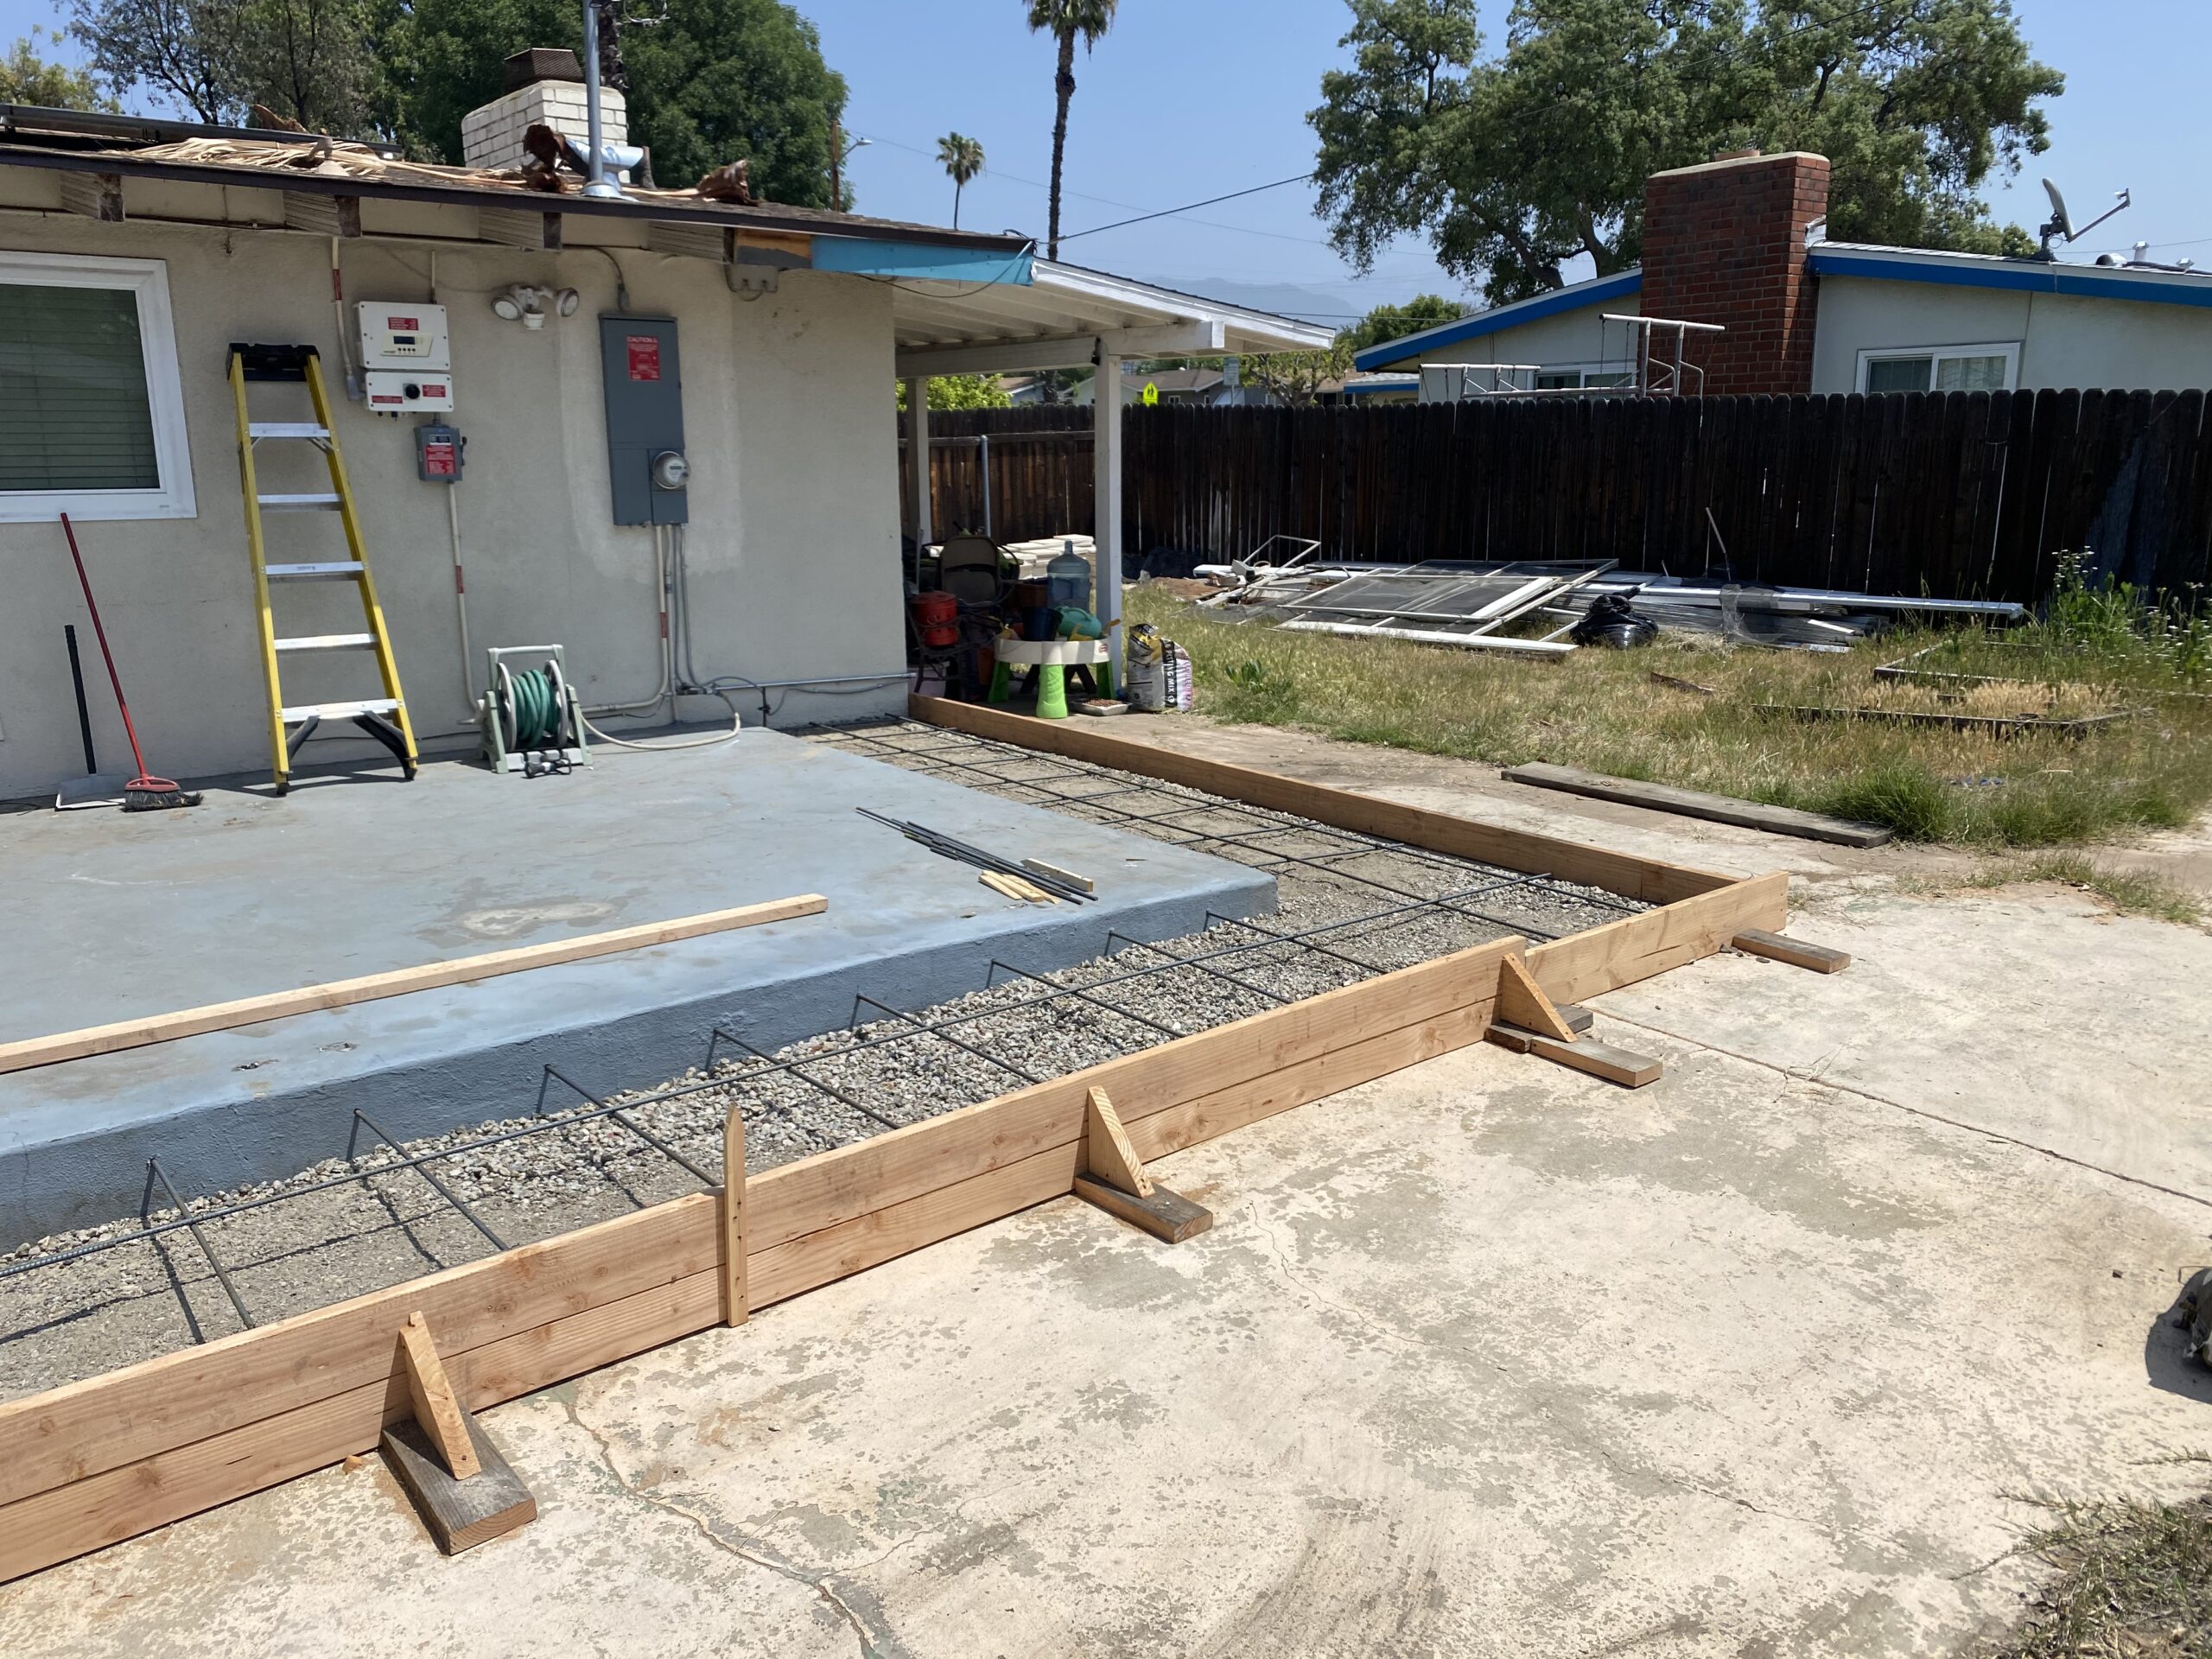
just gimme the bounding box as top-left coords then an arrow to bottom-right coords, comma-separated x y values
0,283 -> 161,493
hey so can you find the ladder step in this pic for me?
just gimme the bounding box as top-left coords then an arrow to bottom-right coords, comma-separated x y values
247,423 -> 330,440
281,698 -> 401,722
257,493 -> 343,511
274,633 -> 377,652
264,561 -> 365,579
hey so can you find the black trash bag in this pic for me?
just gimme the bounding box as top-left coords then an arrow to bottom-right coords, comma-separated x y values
1569,591 -> 1660,649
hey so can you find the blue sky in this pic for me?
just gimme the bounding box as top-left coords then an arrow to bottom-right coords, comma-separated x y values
7,0 -> 2207,323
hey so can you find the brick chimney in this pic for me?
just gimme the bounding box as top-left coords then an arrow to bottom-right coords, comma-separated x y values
1637,150 -> 1830,396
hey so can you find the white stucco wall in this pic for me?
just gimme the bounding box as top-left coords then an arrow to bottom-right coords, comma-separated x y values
1370,295 -> 1643,379
1809,275 -> 2212,394
0,219 -> 908,800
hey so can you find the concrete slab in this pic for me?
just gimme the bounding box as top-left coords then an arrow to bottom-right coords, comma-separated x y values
4,896 -> 2206,1656
0,729 -> 1273,1239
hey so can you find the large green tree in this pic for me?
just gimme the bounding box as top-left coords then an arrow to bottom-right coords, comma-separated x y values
2,28 -> 118,107
1311,0 -> 2061,305
1339,293 -> 1464,352
371,0 -> 844,202
71,0 -> 375,132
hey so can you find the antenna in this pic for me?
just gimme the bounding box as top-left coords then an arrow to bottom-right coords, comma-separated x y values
2037,177 -> 2130,260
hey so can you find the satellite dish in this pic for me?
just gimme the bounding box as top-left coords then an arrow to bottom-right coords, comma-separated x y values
2042,178 -> 2074,239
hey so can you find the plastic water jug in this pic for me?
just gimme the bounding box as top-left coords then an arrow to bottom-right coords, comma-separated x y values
1046,541 -> 1091,611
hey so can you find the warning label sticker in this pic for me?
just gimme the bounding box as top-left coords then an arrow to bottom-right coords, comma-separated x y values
627,335 -> 662,381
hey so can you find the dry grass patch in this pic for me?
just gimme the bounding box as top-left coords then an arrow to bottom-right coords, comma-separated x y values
1128,584 -> 2212,851
1980,1493 -> 2212,1659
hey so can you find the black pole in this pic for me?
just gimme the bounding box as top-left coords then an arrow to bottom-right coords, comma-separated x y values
64,624 -> 97,774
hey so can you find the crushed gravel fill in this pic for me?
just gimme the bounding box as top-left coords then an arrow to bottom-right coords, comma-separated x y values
0,717 -> 1648,1400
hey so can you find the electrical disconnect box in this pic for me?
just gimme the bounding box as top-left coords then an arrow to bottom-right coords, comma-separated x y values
415,422 -> 464,482
599,315 -> 687,525
358,301 -> 454,413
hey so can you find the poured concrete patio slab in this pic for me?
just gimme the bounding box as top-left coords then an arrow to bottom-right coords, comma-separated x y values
0,728 -> 1273,1240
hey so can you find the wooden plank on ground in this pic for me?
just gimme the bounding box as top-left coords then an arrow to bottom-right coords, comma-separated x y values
380,1414 -> 534,1554
0,893 -> 829,1076
909,696 -> 1738,906
1485,1024 -> 1663,1088
1731,929 -> 1851,974
1500,763 -> 1893,848
1072,1176 -> 1214,1243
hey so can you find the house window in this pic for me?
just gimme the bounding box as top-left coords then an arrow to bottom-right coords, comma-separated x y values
0,251 -> 195,521
1534,365 -> 1635,391
1857,342 -> 2020,395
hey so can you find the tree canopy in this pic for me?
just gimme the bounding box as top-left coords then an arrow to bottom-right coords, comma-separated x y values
1338,293 -> 1463,352
894,374 -> 1014,411
2,29 -> 117,108
70,0 -> 374,131
1311,0 -> 2062,305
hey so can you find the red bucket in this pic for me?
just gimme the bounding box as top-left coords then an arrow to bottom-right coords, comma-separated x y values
910,590 -> 958,649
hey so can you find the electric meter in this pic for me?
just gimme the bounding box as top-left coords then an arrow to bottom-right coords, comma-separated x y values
651,450 -> 690,491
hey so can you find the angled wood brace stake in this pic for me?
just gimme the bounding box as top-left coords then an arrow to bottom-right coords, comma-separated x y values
1073,1086 -> 1213,1243
1486,953 -> 1664,1088
381,1311 -> 536,1554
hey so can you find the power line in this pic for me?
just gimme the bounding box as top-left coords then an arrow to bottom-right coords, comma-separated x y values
1058,175 -> 1316,242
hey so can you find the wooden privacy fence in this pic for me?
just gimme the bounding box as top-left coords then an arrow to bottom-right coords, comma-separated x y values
909,391 -> 2212,599
898,407 -> 1092,545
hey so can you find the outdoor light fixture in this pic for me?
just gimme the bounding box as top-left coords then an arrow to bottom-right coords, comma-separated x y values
491,285 -> 582,329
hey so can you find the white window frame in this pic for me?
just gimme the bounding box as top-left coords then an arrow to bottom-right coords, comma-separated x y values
1854,340 -> 2021,395
0,251 -> 196,522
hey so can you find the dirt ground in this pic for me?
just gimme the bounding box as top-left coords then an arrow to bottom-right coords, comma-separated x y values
4,717 -> 2209,1659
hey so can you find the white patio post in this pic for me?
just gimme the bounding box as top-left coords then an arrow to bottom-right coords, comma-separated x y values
1092,348 -> 1124,682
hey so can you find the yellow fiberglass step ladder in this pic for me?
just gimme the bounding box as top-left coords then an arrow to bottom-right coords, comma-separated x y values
229,342 -> 417,795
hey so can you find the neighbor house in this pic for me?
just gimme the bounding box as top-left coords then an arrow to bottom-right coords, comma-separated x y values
0,73 -> 1325,801
1357,150 -> 2212,397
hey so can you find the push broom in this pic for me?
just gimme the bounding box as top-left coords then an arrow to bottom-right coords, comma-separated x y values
59,513 -> 201,811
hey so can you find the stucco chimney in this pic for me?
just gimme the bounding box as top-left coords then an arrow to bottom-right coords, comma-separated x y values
461,48 -> 627,174
1638,150 -> 1830,396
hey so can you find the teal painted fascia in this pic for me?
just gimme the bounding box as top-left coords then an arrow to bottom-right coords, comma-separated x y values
810,239 -> 1034,284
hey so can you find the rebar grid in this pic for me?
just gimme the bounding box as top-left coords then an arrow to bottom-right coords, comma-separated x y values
0,718 -> 1650,1359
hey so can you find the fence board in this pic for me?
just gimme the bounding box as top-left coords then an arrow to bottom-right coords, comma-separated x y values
905,392 -> 2212,596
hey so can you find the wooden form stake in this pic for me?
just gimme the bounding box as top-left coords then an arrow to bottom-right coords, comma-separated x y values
723,1107 -> 748,1327
0,893 -> 828,1077
398,1313 -> 479,1479
0,716 -> 1795,1585
380,1312 -> 535,1554
1495,955 -> 1577,1041
1731,929 -> 1851,974
1072,1086 -> 1212,1243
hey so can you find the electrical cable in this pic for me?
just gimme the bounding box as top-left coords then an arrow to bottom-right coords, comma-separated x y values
1056,174 -> 1316,243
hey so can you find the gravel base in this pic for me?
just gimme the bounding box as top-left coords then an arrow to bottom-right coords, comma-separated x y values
0,717 -> 1649,1401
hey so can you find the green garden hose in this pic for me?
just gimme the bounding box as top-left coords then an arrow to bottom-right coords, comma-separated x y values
499,662 -> 569,750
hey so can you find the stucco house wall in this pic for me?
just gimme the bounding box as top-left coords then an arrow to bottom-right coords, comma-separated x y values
1809,273 -> 2212,394
0,213 -> 908,800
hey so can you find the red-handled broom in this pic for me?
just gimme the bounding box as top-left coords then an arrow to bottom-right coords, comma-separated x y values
59,513 -> 201,811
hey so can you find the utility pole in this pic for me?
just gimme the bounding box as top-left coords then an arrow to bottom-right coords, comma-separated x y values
829,118 -> 843,212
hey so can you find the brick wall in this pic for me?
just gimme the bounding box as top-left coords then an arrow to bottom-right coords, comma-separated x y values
460,82 -> 628,174
1638,151 -> 1830,396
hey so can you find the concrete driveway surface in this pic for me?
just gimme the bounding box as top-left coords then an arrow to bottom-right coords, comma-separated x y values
3,723 -> 2208,1659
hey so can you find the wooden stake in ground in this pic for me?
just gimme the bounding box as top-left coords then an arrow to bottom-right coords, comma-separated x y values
1731,929 -> 1851,974
0,893 -> 829,1076
1073,1086 -> 1212,1243
380,1313 -> 536,1554
723,1106 -> 748,1327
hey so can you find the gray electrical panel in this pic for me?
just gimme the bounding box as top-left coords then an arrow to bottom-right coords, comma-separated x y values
599,315 -> 688,525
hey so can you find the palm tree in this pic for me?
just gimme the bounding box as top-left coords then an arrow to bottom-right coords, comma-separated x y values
937,131 -> 986,229
1023,0 -> 1117,261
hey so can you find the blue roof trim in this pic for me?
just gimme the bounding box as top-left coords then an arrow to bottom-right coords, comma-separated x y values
1353,270 -> 1643,371
1807,247 -> 2212,310
811,239 -> 1034,284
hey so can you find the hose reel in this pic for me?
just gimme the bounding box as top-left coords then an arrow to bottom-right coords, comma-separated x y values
480,645 -> 590,776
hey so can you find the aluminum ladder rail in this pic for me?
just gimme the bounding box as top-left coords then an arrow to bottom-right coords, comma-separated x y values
229,344 -> 418,794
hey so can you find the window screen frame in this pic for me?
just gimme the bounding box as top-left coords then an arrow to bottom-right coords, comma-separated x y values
0,250 -> 195,522
1855,340 -> 2021,396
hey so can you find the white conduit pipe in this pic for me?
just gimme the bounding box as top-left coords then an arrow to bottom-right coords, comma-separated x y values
582,524 -> 742,752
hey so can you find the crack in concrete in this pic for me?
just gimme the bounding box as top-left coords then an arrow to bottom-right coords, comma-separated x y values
556,1389 -> 892,1659
1588,1008 -> 2212,1211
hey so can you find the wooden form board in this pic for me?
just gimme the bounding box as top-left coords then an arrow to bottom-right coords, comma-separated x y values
0,715 -> 1791,1583
1501,762 -> 1895,849
907,696 -> 1743,907
0,893 -> 828,1077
